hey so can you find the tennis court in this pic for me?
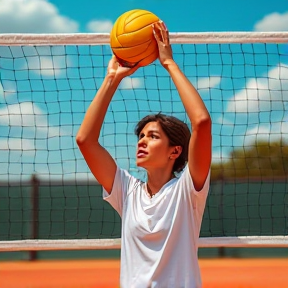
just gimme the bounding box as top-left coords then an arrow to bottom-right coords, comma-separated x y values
1,258 -> 288,288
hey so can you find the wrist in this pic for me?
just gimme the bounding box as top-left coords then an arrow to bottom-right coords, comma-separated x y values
163,59 -> 178,70
106,72 -> 116,80
105,73 -> 121,87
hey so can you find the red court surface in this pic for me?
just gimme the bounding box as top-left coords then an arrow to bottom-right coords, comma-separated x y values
1,258 -> 288,288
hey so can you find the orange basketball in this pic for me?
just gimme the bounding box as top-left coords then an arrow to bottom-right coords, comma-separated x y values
110,9 -> 160,67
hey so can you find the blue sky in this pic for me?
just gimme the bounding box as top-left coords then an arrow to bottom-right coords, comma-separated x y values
0,0 -> 287,182
47,0 -> 288,32
0,0 -> 287,33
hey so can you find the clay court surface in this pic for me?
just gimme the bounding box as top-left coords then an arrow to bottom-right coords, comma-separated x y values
1,258 -> 287,288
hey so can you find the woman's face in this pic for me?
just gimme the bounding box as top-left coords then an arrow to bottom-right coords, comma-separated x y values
136,121 -> 174,169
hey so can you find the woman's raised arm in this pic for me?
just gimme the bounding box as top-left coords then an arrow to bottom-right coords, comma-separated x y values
76,56 -> 139,193
153,21 -> 212,191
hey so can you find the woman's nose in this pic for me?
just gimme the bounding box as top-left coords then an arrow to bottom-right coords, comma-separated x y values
138,137 -> 147,147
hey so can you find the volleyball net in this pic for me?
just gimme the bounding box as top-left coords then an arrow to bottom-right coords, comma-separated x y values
0,32 -> 287,251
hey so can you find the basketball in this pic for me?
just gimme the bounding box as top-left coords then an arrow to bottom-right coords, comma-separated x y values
110,9 -> 160,67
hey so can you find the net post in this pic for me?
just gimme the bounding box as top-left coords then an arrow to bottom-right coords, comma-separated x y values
218,175 -> 225,258
29,174 -> 40,261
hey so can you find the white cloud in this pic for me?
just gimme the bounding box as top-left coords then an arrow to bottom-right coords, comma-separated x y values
0,80 -> 16,95
227,64 -> 288,113
197,76 -> 221,90
0,81 -> 19,104
120,77 -> 143,89
0,0 -> 78,33
254,11 -> 288,31
87,20 -> 113,33
244,121 -> 288,145
221,64 -> 288,153
212,149 -> 228,163
0,102 -> 62,137
215,116 -> 233,125
26,55 -> 68,77
0,138 -> 34,151
0,102 -> 44,125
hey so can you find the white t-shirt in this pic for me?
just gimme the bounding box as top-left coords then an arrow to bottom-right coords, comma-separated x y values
103,166 -> 210,288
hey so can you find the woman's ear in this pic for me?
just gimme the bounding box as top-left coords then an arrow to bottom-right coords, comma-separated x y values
169,146 -> 182,160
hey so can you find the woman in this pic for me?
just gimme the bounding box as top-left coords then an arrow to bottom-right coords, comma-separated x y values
76,21 -> 212,288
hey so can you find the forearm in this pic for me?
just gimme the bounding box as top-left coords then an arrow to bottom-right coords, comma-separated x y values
76,74 -> 121,143
164,60 -> 210,127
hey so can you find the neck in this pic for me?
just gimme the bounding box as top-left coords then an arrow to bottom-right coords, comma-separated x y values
146,170 -> 175,197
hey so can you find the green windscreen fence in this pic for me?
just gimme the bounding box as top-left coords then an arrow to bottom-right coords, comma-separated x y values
1,178 -> 287,241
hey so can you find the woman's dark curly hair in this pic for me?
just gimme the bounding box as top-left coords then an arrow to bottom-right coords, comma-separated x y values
135,113 -> 191,173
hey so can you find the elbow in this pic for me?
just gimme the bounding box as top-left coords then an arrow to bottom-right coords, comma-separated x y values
76,131 -> 99,149
75,133 -> 84,147
194,114 -> 212,132
76,132 -> 88,148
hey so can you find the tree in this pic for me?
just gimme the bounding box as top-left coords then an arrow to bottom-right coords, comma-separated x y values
211,139 -> 288,180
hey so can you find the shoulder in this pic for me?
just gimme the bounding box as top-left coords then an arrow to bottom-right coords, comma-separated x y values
176,165 -> 210,195
103,167 -> 143,213
115,167 -> 143,192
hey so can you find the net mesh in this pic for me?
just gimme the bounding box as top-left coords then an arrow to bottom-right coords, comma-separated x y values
0,33 -> 287,247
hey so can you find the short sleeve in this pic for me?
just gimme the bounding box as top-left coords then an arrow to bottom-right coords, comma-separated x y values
178,165 -> 210,196
103,166 -> 138,217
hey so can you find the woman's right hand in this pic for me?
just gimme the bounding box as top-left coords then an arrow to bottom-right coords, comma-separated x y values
107,55 -> 139,81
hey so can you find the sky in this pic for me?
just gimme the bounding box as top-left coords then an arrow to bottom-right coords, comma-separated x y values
0,0 -> 287,33
0,0 -> 287,182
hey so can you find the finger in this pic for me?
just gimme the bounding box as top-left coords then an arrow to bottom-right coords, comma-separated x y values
153,21 -> 169,45
154,21 -> 165,41
159,20 -> 168,32
160,28 -> 165,44
152,25 -> 163,46
152,23 -> 160,41
159,21 -> 170,45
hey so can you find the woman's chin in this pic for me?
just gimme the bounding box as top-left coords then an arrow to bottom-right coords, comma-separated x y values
136,161 -> 143,167
136,159 -> 146,168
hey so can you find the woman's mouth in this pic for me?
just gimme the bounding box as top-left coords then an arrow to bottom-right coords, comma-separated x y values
137,149 -> 148,158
